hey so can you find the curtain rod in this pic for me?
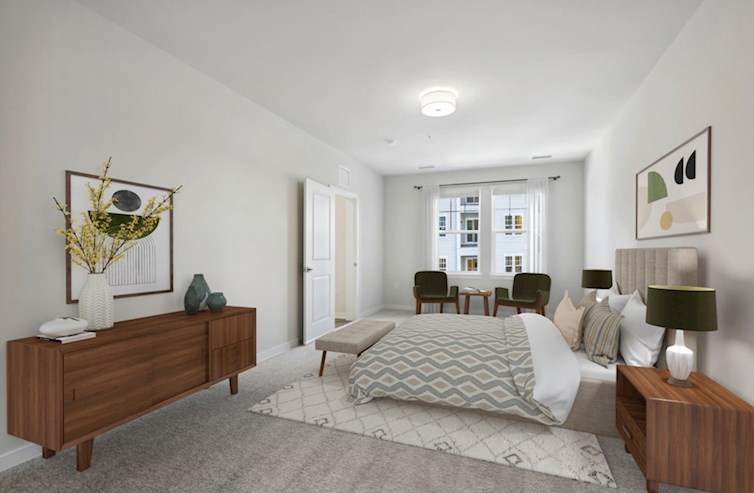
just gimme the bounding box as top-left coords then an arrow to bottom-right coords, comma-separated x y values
413,175 -> 560,190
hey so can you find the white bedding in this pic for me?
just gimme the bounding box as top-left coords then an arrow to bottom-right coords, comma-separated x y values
573,349 -> 623,382
521,313 -> 581,423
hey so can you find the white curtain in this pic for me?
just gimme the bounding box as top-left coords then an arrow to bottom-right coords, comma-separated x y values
423,186 -> 440,269
527,178 -> 548,273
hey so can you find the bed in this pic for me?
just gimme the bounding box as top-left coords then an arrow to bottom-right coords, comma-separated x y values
349,247 -> 699,437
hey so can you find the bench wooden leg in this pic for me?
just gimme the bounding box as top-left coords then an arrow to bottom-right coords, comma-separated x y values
439,302 -> 444,313
319,351 -> 327,376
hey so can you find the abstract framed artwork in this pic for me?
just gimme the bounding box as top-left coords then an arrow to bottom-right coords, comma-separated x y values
65,171 -> 174,303
636,127 -> 711,240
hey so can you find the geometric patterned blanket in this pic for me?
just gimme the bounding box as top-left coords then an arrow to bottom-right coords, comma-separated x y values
348,314 -> 559,425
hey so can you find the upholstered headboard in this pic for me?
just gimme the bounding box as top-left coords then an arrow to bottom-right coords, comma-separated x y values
614,247 -> 699,369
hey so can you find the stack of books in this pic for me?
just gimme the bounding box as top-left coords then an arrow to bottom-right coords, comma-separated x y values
37,332 -> 96,344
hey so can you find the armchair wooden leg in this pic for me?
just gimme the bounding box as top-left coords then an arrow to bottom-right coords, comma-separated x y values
493,302 -> 499,317
540,307 -> 545,316
440,303 -> 444,313
415,299 -> 421,314
516,307 -> 521,314
455,300 -> 460,314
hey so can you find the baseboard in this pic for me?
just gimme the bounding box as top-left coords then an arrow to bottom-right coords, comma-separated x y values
257,338 -> 299,363
382,304 -> 414,311
357,305 -> 385,318
0,443 -> 41,473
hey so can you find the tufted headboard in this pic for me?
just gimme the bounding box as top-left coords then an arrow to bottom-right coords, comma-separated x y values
614,247 -> 698,301
614,247 -> 699,368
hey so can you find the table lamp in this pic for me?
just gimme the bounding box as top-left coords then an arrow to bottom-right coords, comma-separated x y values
582,269 -> 612,289
645,285 -> 717,387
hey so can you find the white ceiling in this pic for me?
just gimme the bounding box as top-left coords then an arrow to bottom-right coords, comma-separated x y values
76,0 -> 701,175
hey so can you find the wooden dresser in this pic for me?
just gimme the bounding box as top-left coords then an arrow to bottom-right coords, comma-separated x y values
616,365 -> 754,493
7,306 -> 256,471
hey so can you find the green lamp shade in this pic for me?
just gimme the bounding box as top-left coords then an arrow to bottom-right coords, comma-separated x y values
645,285 -> 717,332
582,269 -> 612,289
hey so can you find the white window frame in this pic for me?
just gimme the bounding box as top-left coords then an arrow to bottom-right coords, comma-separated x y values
492,188 -> 528,276
431,184 -> 538,279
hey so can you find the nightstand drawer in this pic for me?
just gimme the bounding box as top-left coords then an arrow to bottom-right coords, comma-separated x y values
616,399 -> 647,475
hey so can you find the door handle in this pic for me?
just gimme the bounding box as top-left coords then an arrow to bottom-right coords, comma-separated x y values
304,267 -> 313,273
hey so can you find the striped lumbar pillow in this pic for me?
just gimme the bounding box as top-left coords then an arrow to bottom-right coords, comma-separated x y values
583,299 -> 624,367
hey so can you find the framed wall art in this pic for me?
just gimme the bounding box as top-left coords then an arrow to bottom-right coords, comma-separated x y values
66,171 -> 174,303
636,126 -> 711,240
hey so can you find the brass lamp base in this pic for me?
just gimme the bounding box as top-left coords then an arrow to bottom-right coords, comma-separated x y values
667,377 -> 693,388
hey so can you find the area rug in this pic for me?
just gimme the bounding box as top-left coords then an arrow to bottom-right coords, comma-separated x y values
250,354 -> 616,488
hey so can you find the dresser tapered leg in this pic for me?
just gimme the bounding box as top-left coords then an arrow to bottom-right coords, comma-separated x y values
229,375 -> 239,395
76,439 -> 93,471
647,480 -> 659,493
42,447 -> 55,459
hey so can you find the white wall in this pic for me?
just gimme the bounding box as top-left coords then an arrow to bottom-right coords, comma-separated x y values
383,161 -> 585,315
0,0 -> 383,458
585,0 -> 754,403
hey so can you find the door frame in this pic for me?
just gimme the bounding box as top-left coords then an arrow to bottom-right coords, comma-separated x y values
332,186 -> 359,321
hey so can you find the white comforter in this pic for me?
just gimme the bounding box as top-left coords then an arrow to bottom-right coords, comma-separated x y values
521,313 -> 581,422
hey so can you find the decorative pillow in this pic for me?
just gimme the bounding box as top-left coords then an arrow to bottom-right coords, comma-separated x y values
583,299 -> 624,367
619,290 -> 666,367
576,290 -> 598,331
553,291 -> 586,350
607,284 -> 632,314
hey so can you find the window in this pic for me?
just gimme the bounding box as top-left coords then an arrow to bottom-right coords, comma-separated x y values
463,217 -> 479,245
504,255 -> 523,273
432,184 -> 541,276
504,214 -> 524,235
462,256 -> 478,272
437,190 -> 481,274
493,191 -> 528,274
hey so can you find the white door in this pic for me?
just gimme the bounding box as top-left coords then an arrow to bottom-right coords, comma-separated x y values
303,179 -> 335,344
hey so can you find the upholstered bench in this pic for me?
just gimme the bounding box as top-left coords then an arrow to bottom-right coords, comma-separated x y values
314,319 -> 395,376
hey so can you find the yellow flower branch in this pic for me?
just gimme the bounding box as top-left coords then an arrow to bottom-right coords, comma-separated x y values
54,158 -> 180,274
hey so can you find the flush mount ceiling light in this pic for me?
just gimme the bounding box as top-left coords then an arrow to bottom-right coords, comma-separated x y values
420,88 -> 457,117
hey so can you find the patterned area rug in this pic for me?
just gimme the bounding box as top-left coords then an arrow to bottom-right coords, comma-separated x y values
250,354 -> 616,488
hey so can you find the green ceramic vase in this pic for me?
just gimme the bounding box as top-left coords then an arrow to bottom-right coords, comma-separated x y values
207,292 -> 227,313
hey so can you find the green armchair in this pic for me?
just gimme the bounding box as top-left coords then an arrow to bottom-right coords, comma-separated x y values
493,273 -> 551,317
413,271 -> 460,315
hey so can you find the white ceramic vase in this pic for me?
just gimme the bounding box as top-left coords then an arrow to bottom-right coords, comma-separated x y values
79,273 -> 114,330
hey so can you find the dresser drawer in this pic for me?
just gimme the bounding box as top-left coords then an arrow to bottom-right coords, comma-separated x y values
209,313 -> 254,350
209,339 -> 254,381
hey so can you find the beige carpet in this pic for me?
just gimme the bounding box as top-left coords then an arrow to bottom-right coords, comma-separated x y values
251,354 -> 616,488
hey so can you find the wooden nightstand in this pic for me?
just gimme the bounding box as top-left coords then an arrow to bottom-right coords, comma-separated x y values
616,365 -> 754,493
